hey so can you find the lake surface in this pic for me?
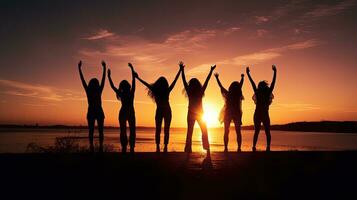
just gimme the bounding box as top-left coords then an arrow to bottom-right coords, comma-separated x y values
0,127 -> 357,153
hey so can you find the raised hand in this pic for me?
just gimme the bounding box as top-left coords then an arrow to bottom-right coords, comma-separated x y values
272,65 -> 277,72
128,63 -> 134,70
102,60 -> 106,67
214,73 -> 219,78
241,74 -> 244,77
179,61 -> 185,70
78,60 -> 82,69
133,72 -> 139,78
246,67 -> 250,74
211,64 -> 216,71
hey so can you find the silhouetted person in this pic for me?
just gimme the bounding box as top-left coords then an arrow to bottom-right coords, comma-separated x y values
78,60 -> 106,153
181,61 -> 216,153
246,65 -> 277,152
108,63 -> 137,153
214,72 -> 244,152
135,66 -> 182,153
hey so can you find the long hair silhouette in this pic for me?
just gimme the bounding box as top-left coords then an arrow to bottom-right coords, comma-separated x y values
181,61 -> 215,153
246,65 -> 277,152
183,78 -> 204,97
117,80 -> 131,100
78,60 -> 106,153
108,63 -> 137,153
136,66 -> 181,152
147,77 -> 169,100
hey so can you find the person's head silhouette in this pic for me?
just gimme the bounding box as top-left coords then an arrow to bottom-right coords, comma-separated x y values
117,80 -> 131,99
149,76 -> 169,99
88,78 -> 100,93
258,80 -> 269,91
187,78 -> 203,96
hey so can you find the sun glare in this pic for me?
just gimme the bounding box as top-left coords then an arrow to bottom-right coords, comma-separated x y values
202,103 -> 221,128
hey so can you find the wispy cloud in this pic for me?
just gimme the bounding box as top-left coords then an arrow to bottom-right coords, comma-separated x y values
187,39 -> 322,74
256,29 -> 269,37
255,16 -> 270,24
222,52 -> 281,66
302,0 -> 356,19
79,28 -> 219,68
0,79 -> 82,103
82,29 -> 115,40
223,27 -> 240,35
267,39 -> 323,52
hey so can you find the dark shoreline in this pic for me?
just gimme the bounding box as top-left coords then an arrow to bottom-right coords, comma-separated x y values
1,120 -> 357,133
1,151 -> 356,199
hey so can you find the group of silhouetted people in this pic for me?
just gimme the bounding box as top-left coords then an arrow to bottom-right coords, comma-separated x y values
78,61 -> 277,153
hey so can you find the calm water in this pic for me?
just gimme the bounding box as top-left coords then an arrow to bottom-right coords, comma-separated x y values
0,127 -> 357,153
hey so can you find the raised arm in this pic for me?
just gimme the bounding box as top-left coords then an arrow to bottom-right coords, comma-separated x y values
100,61 -> 106,92
270,65 -> 277,92
168,66 -> 182,92
202,65 -> 216,92
136,75 -> 152,90
107,69 -> 118,92
246,67 -> 257,92
78,61 -> 88,90
180,61 -> 188,91
133,67 -> 152,90
239,74 -> 244,88
214,73 -> 227,95
128,63 -> 136,95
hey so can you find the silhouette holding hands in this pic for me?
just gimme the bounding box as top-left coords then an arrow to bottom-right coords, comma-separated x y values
246,65 -> 277,152
214,71 -> 244,152
108,63 -> 137,153
78,60 -> 106,153
135,63 -> 182,153
181,62 -> 216,153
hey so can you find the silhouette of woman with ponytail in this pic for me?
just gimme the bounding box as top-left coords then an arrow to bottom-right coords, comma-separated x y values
246,65 -> 277,152
108,63 -> 137,153
78,60 -> 106,153
181,61 -> 216,153
135,66 -> 182,152
214,72 -> 244,152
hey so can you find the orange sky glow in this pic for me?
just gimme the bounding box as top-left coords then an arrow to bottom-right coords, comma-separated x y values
0,0 -> 356,127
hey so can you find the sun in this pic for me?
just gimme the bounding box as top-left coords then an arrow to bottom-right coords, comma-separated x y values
202,102 -> 221,128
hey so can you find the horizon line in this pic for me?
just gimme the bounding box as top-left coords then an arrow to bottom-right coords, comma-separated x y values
0,120 -> 356,129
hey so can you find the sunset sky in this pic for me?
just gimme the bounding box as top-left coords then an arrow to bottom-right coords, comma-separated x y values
0,0 -> 356,127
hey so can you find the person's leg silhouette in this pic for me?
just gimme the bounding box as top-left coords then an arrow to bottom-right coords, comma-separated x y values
197,118 -> 209,152
128,113 -> 136,153
163,109 -> 172,153
223,119 -> 230,152
119,113 -> 128,153
233,119 -> 242,152
97,118 -> 104,153
253,111 -> 262,152
262,113 -> 271,151
185,115 -> 195,153
87,118 -> 95,153
155,109 -> 163,152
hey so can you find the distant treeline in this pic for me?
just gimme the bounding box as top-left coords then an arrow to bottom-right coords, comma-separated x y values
0,121 -> 356,133
270,121 -> 357,133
